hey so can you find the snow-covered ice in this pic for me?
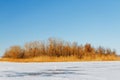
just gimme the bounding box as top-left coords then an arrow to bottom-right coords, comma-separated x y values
0,61 -> 120,80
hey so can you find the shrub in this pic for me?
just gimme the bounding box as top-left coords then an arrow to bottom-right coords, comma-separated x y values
3,46 -> 24,58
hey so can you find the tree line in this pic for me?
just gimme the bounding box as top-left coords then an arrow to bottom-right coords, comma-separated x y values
2,38 -> 117,59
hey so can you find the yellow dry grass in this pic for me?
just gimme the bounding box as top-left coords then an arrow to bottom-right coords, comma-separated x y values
0,55 -> 120,62
0,56 -> 80,62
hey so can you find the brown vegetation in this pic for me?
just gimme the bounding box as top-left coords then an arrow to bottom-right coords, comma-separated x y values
1,38 -> 119,62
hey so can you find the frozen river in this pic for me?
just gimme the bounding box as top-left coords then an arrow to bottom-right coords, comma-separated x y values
0,61 -> 120,80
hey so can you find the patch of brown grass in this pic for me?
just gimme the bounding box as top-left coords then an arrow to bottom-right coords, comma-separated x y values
0,55 -> 120,62
0,56 -> 79,62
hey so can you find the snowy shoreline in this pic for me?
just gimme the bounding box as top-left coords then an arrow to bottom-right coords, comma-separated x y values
0,60 -> 120,63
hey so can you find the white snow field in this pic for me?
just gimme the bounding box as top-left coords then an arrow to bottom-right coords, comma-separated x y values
0,61 -> 120,80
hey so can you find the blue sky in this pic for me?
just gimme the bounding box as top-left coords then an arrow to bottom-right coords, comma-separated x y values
0,0 -> 120,55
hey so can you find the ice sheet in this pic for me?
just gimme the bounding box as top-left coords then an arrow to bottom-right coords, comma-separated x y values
0,61 -> 120,80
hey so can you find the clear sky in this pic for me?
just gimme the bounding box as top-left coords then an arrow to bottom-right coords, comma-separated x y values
0,0 -> 120,56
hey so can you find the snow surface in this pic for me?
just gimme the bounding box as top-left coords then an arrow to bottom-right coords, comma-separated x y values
0,61 -> 120,80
